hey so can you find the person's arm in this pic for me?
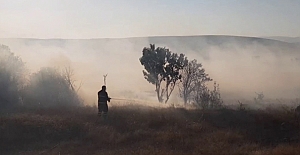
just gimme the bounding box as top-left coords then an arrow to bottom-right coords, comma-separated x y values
106,92 -> 111,102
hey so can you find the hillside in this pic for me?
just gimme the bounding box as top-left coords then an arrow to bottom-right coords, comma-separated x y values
263,36 -> 300,44
1,35 -> 299,60
1,35 -> 298,52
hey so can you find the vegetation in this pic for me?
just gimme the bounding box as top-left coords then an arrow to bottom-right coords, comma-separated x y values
178,59 -> 212,105
1,43 -> 300,154
0,45 -> 26,109
0,44 -> 82,110
22,67 -> 82,108
140,44 -> 223,108
1,104 -> 300,155
140,44 -> 188,103
193,81 -> 223,109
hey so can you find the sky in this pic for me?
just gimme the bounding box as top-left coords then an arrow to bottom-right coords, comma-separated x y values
0,0 -> 299,39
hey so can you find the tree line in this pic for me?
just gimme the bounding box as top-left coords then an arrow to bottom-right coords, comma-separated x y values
1,43 -> 223,110
0,44 -> 82,110
140,44 -> 223,109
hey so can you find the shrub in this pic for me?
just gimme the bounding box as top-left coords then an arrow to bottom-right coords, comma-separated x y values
23,67 -> 82,108
0,45 -> 26,108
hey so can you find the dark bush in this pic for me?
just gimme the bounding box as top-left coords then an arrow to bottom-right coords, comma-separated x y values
0,45 -> 26,109
23,67 -> 82,108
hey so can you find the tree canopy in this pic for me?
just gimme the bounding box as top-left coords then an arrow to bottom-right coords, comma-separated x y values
140,44 -> 187,103
179,59 -> 212,105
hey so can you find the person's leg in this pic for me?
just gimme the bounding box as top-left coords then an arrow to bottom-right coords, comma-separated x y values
98,102 -> 102,117
103,103 -> 108,120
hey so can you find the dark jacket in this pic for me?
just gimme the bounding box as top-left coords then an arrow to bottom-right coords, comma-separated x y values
98,90 -> 110,104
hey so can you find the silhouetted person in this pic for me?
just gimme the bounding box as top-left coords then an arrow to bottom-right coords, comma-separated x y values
98,85 -> 111,119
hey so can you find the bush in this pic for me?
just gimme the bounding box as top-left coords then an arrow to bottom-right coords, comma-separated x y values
193,81 -> 223,109
23,67 -> 82,108
0,45 -> 26,109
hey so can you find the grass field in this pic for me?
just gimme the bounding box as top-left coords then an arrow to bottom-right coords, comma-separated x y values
1,102 -> 300,155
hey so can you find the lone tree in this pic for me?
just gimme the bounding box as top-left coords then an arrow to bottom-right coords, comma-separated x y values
178,59 -> 211,105
140,44 -> 187,103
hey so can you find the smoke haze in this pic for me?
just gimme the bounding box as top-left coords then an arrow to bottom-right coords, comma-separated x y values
0,36 -> 299,105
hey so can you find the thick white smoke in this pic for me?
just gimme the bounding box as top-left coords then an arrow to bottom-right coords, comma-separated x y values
0,36 -> 299,106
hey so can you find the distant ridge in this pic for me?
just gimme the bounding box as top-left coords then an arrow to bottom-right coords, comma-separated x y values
1,35 -> 299,52
1,35 -> 296,45
262,36 -> 300,43
0,35 -> 296,42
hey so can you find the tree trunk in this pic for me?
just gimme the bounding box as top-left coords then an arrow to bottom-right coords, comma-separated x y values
183,92 -> 188,105
156,82 -> 163,103
165,82 -> 175,104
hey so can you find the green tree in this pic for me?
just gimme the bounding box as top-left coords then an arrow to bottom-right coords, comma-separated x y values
140,44 -> 187,103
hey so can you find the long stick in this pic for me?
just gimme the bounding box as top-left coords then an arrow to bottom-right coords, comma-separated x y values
111,98 -> 136,101
110,97 -> 151,103
103,74 -> 108,86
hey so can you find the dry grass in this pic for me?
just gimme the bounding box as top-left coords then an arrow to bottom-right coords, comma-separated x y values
0,103 -> 299,155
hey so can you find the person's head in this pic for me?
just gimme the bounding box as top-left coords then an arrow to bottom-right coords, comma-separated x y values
101,85 -> 106,91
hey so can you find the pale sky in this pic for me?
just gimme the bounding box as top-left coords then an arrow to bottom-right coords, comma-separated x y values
0,0 -> 299,39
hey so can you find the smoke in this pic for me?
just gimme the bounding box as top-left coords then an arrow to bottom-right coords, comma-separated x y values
182,39 -> 300,101
0,36 -> 299,106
